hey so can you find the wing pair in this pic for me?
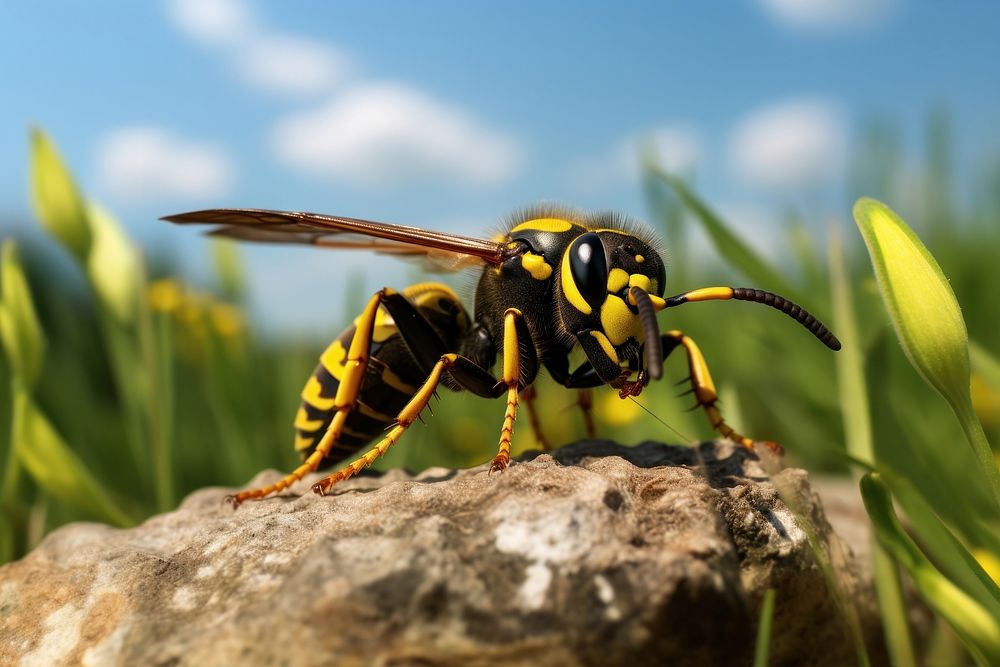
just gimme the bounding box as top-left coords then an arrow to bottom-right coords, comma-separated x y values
161,208 -> 518,271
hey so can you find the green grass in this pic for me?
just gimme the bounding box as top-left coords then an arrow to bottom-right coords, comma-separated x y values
3,117 -> 1000,664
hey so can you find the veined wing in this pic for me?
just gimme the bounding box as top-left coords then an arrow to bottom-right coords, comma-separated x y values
161,208 -> 516,268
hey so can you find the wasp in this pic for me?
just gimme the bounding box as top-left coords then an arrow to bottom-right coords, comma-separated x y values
163,206 -> 841,506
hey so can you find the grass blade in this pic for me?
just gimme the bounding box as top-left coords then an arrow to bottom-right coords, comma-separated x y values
28,128 -> 91,261
861,473 -> 1000,665
970,339 -> 1000,395
644,165 -> 801,301
829,225 -> 916,665
0,241 -> 45,389
13,384 -> 134,527
753,588 -> 776,667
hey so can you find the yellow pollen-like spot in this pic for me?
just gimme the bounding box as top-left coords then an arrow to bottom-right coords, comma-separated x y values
628,274 -> 652,293
511,218 -> 573,234
320,340 -> 348,380
521,252 -> 553,280
606,268 -> 630,293
600,295 -> 644,346
635,255 -> 645,264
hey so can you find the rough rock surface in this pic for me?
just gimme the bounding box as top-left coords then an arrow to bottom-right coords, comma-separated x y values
0,441 -> 881,666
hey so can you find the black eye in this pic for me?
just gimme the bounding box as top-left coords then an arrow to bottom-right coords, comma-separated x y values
569,233 -> 608,309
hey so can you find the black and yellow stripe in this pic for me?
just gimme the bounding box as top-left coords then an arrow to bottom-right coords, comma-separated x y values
294,284 -> 463,468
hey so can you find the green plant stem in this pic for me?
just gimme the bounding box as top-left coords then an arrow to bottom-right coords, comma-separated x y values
951,395 -> 1000,515
872,542 -> 917,667
753,588 -> 776,667
862,473 -> 1000,665
144,304 -> 175,512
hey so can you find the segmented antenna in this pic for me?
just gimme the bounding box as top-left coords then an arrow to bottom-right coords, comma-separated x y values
731,288 -> 841,351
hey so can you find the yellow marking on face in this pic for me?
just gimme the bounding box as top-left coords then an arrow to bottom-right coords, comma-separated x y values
320,340 -> 348,380
492,233 -> 507,243
606,268 -> 630,293
521,252 -> 553,280
301,375 -> 336,411
511,218 -> 573,234
600,295 -> 644,346
294,405 -> 325,431
593,228 -> 630,236
589,331 -> 619,364
628,274 -> 652,293
635,254 -> 645,263
560,247 -> 592,315
294,432 -> 315,451
684,287 -> 734,302
628,290 -> 668,310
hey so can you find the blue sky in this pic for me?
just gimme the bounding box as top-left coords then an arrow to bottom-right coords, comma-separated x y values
2,1 -> 998,333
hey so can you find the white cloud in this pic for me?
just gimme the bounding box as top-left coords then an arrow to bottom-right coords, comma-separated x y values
566,125 -> 701,192
728,99 -> 845,190
271,83 -> 523,188
236,35 -> 350,96
757,0 -> 899,31
96,126 -> 235,202
623,127 -> 701,177
166,0 -> 254,45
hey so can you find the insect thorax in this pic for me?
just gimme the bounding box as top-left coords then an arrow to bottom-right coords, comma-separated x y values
472,210 -> 666,379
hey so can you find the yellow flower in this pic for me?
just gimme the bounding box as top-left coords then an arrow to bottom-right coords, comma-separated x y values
971,374 -> 1000,427
148,279 -> 186,314
599,388 -> 642,425
210,303 -> 245,339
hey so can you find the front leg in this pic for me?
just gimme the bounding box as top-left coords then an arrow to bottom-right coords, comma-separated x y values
662,330 -> 781,454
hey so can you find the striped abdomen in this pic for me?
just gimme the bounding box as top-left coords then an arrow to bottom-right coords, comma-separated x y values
293,284 -> 470,468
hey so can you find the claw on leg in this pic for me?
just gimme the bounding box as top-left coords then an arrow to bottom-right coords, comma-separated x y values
490,451 -> 510,474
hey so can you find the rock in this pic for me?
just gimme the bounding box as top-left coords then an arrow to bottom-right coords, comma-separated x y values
0,440 -> 882,666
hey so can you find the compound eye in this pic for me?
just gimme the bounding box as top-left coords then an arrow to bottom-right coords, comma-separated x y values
569,233 -> 608,309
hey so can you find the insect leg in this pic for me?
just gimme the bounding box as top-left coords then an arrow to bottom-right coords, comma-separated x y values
661,330 -> 781,454
489,308 -> 533,473
519,384 -> 551,450
225,290 -> 388,507
311,353 -> 461,495
546,354 -> 603,438
577,389 -> 596,438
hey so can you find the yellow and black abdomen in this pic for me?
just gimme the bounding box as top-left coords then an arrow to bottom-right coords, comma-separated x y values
292,283 -> 470,468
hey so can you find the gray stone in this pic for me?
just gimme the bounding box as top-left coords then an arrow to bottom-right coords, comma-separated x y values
0,441 -> 881,666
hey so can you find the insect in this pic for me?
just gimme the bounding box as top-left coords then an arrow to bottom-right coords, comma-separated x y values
162,206 -> 841,506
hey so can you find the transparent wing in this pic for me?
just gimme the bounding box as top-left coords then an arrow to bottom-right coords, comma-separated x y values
161,208 -> 513,269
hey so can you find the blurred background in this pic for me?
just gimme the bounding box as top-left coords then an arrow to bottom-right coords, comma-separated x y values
3,2 -> 1000,636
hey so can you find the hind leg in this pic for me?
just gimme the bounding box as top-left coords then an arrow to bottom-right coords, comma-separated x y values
225,290 -> 389,507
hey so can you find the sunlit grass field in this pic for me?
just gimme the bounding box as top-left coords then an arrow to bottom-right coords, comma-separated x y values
3,117 -> 1000,664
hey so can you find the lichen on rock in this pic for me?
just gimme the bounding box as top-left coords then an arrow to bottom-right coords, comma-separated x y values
0,440 -> 881,666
